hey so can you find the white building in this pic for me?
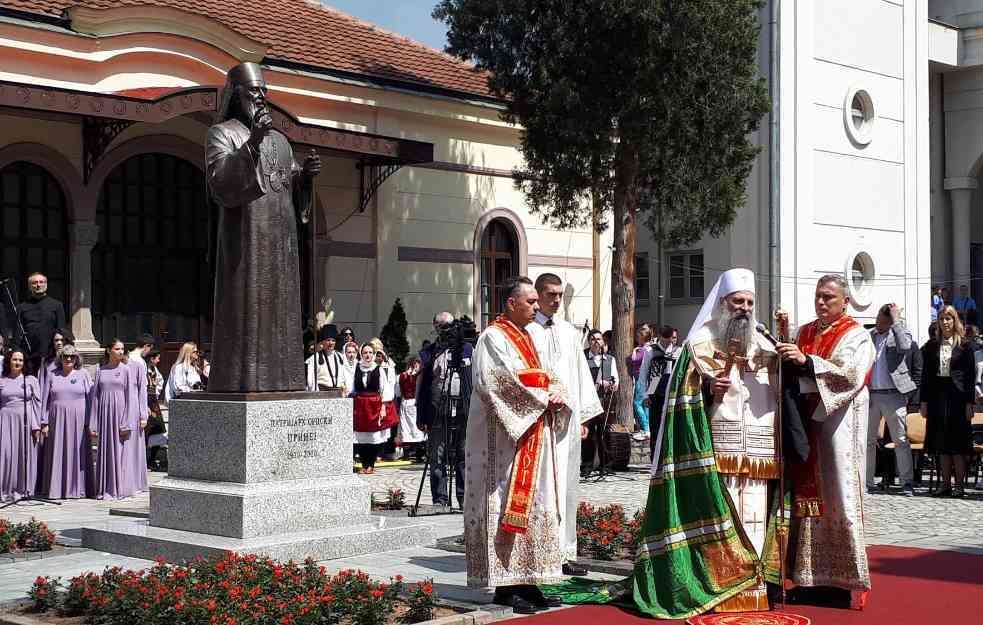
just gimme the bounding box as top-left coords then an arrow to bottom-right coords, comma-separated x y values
638,0 -> 939,340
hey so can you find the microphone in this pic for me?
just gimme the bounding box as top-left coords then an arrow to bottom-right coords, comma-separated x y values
755,322 -> 779,346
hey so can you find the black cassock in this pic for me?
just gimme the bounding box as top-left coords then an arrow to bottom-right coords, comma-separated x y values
205,119 -> 311,392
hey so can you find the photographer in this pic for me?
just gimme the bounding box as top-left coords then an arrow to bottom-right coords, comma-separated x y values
416,314 -> 475,507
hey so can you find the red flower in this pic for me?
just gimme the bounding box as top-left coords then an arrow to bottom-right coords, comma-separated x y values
370,589 -> 384,598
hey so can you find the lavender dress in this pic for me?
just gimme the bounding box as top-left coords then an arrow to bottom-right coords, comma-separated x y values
89,363 -> 133,500
40,369 -> 93,498
33,359 -> 59,494
0,375 -> 41,501
121,356 -> 148,493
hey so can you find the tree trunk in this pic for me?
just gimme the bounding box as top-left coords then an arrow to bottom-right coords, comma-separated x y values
610,138 -> 640,433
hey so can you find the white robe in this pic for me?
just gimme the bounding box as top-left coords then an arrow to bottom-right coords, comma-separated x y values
792,321 -> 876,591
464,323 -> 571,588
305,350 -> 346,393
527,316 -> 602,561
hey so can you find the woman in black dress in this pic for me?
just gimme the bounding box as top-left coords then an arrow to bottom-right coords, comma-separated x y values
920,306 -> 975,497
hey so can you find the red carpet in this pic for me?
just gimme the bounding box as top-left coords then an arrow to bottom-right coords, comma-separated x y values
500,546 -> 982,624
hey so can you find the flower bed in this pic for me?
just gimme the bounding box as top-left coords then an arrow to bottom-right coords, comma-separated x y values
27,553 -> 444,625
576,502 -> 643,561
0,518 -> 55,554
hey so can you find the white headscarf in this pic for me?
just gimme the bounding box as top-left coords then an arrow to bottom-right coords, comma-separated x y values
684,268 -> 756,344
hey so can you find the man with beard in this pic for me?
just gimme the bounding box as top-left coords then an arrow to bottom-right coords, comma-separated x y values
205,62 -> 320,392
616,269 -> 784,617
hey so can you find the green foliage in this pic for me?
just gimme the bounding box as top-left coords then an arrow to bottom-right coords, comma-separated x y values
402,580 -> 436,624
29,554 -> 416,625
576,502 -> 645,561
380,298 -> 410,372
433,0 -> 770,245
28,576 -> 60,613
0,517 -> 55,554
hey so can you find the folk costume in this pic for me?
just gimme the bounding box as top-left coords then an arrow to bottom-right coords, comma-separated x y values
527,311 -> 602,562
352,360 -> 397,471
581,348 -> 617,474
789,313 -> 875,600
397,369 -> 426,445
464,315 -> 571,588
306,325 -> 347,393
542,268 -> 784,619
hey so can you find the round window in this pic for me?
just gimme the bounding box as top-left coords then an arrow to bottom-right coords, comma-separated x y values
844,250 -> 875,309
843,86 -> 875,146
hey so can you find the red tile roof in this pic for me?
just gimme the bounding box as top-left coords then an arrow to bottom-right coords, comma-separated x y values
0,0 -> 497,100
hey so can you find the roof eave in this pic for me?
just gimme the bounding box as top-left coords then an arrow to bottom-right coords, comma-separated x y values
262,58 -> 508,111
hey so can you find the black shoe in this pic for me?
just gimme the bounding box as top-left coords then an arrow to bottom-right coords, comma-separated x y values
517,585 -> 562,608
492,588 -> 544,614
563,562 -> 588,576
930,488 -> 953,498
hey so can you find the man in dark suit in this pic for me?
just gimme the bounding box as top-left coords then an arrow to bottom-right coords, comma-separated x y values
18,272 -> 65,373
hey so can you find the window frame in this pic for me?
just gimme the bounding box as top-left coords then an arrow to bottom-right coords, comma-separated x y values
634,252 -> 650,307
666,250 -> 705,304
478,218 -> 519,328
0,161 -> 69,306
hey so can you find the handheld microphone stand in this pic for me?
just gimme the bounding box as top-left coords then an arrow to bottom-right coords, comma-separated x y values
0,279 -> 61,508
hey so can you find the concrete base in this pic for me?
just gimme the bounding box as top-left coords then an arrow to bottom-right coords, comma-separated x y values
82,514 -> 436,563
82,394 -> 436,562
150,474 -> 370,538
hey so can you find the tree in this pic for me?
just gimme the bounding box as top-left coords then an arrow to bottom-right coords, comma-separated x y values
380,298 -> 410,371
434,0 -> 769,432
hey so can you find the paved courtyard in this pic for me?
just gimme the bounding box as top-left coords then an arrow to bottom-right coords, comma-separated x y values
0,463 -> 980,605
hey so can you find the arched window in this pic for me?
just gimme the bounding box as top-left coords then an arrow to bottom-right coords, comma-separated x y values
0,161 -> 68,305
478,218 -> 519,327
92,154 -> 212,355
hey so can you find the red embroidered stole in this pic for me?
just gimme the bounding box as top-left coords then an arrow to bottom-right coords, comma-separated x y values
491,316 -> 552,535
792,315 -> 861,517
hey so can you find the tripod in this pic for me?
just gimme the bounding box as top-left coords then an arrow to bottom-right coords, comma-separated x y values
581,385 -> 634,483
410,356 -> 464,517
0,279 -> 61,508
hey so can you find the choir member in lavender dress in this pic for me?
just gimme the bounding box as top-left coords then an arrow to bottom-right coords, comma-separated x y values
89,339 -> 134,500
122,336 -> 152,492
0,349 -> 42,501
34,329 -> 73,494
40,344 -> 92,499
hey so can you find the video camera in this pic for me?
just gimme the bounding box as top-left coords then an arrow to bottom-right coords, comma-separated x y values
436,315 -> 478,363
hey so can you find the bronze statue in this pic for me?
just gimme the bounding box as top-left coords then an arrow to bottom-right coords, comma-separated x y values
205,62 -> 321,392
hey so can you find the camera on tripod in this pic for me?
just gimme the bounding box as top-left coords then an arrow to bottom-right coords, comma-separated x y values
435,316 -> 478,363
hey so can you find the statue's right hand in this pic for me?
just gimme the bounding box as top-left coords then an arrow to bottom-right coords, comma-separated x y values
248,108 -> 273,148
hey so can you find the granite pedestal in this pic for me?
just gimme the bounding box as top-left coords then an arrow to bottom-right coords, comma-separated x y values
83,394 -> 435,561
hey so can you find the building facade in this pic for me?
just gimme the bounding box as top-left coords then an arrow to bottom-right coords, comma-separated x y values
0,0 -> 612,366
637,0 -> 933,341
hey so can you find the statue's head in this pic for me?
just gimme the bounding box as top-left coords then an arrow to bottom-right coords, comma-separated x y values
217,62 -> 268,125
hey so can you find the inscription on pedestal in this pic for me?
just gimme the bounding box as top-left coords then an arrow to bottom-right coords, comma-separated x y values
270,417 -> 333,460
167,398 -> 352,483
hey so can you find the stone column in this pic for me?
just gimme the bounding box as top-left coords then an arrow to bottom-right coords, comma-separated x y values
945,178 -> 977,288
68,221 -> 101,363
